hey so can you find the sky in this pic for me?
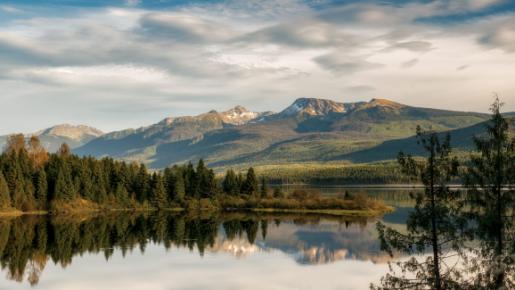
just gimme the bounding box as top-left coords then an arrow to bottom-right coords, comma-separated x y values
1,0 -> 515,134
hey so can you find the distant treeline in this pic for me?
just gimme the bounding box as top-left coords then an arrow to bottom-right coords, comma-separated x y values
258,163 -> 412,185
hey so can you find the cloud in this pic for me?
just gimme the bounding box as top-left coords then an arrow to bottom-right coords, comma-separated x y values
8,64 -> 171,87
479,18 -> 515,51
0,5 -> 22,13
386,41 -> 433,52
439,0 -> 504,12
234,20 -> 360,48
401,58 -> 419,68
456,64 -> 469,71
139,13 -> 234,43
314,53 -> 383,74
125,0 -> 141,7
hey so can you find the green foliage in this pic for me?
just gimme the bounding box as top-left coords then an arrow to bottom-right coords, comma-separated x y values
242,167 -> 258,195
464,98 -> 515,289
373,127 -> 466,290
255,162 -> 411,185
173,171 -> 186,202
54,168 -> 74,201
151,175 -> 168,209
35,170 -> 47,209
0,142 -> 235,212
0,171 -> 11,209
260,176 -> 268,198
222,169 -> 239,195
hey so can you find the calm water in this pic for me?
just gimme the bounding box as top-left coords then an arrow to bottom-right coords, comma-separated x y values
0,187 -> 415,290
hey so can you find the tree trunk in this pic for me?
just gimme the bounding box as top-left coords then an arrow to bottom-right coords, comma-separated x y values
494,130 -> 504,289
430,142 -> 442,290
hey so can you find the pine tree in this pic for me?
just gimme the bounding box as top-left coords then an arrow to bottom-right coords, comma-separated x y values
464,98 -> 514,289
152,176 -> 167,209
173,172 -> 186,202
260,176 -> 268,198
54,168 -> 74,201
222,169 -> 238,195
114,183 -> 130,207
373,127 -> 466,290
0,171 -> 11,209
163,167 -> 175,200
197,159 -> 212,198
12,176 -> 26,210
79,163 -> 94,200
134,164 -> 149,203
185,162 -> 198,198
242,167 -> 258,196
237,172 -> 245,194
35,170 -> 48,209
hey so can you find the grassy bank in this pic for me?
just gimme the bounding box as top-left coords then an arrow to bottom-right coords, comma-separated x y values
216,190 -> 393,217
1,190 -> 394,218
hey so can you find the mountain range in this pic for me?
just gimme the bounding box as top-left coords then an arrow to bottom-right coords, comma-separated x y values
3,98 -> 512,169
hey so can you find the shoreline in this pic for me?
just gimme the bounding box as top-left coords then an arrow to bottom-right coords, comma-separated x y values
0,205 -> 394,218
271,183 -> 464,188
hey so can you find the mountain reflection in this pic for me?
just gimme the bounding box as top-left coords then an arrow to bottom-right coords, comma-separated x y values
0,212 -> 399,286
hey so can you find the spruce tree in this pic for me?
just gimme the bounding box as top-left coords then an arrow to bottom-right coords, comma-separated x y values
54,169 -> 74,201
464,98 -> 514,289
242,167 -> 258,196
222,169 -> 238,195
373,127 -> 466,290
260,176 -> 268,198
0,172 -> 11,209
152,176 -> 167,209
185,162 -> 198,198
197,159 -> 212,198
35,170 -> 48,209
12,177 -> 26,210
173,172 -> 186,202
134,165 -> 149,203
237,172 -> 245,194
163,167 -> 176,200
114,183 -> 130,207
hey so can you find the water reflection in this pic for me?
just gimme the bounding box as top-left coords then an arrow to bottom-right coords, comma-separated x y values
0,210 -> 406,287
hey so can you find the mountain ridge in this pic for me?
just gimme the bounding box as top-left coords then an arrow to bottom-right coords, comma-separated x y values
2,98 -> 507,168
74,97 -> 494,168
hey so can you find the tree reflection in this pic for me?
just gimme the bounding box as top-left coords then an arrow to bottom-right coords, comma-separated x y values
0,212 -> 386,286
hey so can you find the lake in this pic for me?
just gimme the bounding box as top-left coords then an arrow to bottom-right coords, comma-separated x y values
0,187 -> 416,290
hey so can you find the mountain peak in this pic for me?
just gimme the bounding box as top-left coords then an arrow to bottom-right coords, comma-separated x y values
280,97 -> 348,117
220,105 -> 258,125
38,124 -> 104,141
